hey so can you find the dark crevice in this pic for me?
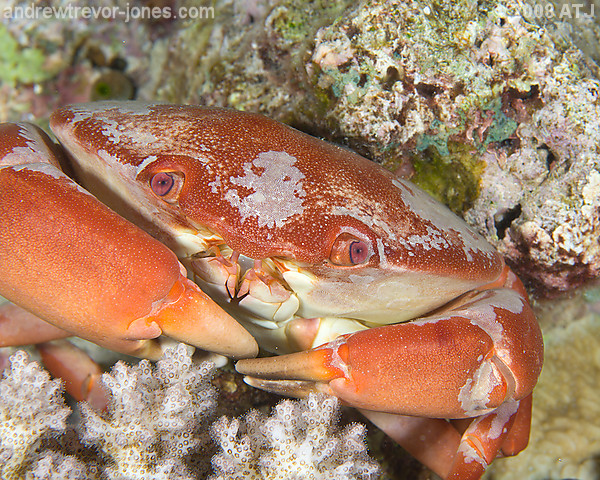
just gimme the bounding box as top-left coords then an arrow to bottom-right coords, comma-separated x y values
415,82 -> 441,98
507,84 -> 539,101
494,204 -> 522,239
382,66 -> 401,90
538,143 -> 557,170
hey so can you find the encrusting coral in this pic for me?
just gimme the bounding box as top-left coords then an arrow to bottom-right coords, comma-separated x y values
210,394 -> 380,480
0,344 -> 379,479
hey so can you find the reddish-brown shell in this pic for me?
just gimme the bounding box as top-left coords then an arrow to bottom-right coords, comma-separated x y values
50,102 -> 502,283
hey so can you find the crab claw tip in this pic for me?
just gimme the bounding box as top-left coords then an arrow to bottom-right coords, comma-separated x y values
235,347 -> 343,381
149,276 -> 259,359
243,377 -> 333,398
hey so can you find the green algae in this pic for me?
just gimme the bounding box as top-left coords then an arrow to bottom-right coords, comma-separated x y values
481,103 -> 518,147
0,24 -> 50,86
268,1 -> 351,43
410,142 -> 486,213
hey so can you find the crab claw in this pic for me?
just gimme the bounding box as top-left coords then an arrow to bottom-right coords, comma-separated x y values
0,122 -> 257,360
237,285 -> 542,416
236,283 -> 543,479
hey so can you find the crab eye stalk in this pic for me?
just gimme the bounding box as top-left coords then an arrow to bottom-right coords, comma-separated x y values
329,233 -> 371,266
149,171 -> 184,203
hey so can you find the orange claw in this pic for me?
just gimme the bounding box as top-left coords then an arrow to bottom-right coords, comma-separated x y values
141,269 -> 259,359
237,267 -> 542,479
238,288 -> 542,416
0,122 -> 257,360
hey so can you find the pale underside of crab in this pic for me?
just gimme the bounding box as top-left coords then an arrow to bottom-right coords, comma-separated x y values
0,102 -> 543,480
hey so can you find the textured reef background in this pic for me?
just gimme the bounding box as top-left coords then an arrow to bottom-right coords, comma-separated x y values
1,0 -> 599,478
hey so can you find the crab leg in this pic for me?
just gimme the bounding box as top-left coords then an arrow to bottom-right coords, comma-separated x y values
0,302 -> 71,347
0,122 -> 258,360
359,411 -> 461,477
236,267 -> 543,477
362,394 -> 530,479
37,340 -> 109,410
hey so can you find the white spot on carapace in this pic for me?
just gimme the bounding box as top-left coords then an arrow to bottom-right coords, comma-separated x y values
68,101 -> 159,124
331,205 -> 397,240
225,151 -> 306,229
136,155 -> 158,175
376,238 -> 389,267
458,360 -> 502,415
392,177 -> 496,262
97,148 -> 121,167
96,149 -> 139,183
91,116 -> 161,148
399,225 -> 451,253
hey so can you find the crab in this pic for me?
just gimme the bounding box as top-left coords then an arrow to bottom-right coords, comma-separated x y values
0,102 -> 543,479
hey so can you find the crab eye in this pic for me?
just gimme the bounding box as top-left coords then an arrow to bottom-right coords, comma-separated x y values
349,240 -> 369,264
329,233 -> 371,266
148,171 -> 184,203
151,172 -> 174,196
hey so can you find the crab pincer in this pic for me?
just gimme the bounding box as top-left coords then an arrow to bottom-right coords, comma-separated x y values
0,122 -> 257,361
237,266 -> 542,479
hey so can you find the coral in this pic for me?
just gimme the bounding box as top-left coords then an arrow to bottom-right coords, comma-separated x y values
0,344 -> 380,478
0,24 -> 49,87
29,428 -> 105,480
79,343 -> 217,479
465,76 -> 600,295
210,393 -> 380,480
144,0 -> 354,114
28,451 -> 93,480
0,350 -> 70,480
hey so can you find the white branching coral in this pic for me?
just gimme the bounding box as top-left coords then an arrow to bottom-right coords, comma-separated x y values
0,345 -> 381,478
210,393 -> 380,480
0,350 -> 70,480
79,343 -> 217,479
28,451 -> 93,480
